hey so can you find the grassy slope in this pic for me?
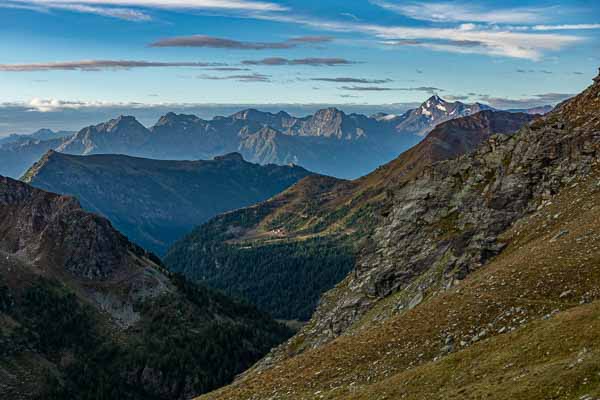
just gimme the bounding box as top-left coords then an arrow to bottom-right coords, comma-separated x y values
199,160 -> 600,399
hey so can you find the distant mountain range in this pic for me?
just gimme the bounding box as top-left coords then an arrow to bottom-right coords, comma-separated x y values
164,110 -> 536,321
0,96 -> 544,180
0,128 -> 74,147
23,151 -> 311,255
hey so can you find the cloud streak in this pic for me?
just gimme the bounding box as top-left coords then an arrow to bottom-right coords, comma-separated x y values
372,1 -> 551,24
8,0 -> 286,11
341,85 -> 443,94
255,8 -> 582,60
477,93 -> 574,109
242,57 -> 355,66
150,35 -> 332,49
311,77 -> 392,84
197,72 -> 270,82
0,60 -> 224,72
4,0 -> 287,20
532,24 -> 600,31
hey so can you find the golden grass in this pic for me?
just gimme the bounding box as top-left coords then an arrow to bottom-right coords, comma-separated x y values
199,165 -> 600,400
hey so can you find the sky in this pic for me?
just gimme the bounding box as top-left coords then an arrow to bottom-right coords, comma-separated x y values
0,0 -> 599,133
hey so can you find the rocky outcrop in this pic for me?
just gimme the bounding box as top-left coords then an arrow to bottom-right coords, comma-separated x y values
1,175 -> 134,279
0,175 -> 169,326
283,71 -> 600,352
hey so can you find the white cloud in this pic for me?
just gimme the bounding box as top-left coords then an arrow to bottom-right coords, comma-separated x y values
371,1 -> 552,24
50,4 -> 152,20
365,25 -> 580,60
26,98 -> 119,112
0,60 -> 224,71
532,24 -> 600,31
256,13 -> 581,60
5,0 -> 286,20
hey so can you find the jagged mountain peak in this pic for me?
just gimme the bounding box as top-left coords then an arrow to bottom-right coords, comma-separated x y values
57,115 -> 151,156
231,108 -> 292,121
313,107 -> 346,118
103,115 -> 145,131
155,112 -> 203,126
396,95 -> 494,136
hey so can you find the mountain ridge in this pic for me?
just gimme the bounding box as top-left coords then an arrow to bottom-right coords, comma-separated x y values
22,150 -> 312,255
0,96 -> 518,179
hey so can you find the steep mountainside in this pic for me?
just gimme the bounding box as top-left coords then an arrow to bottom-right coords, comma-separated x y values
0,176 -> 291,400
197,71 -> 600,399
22,151 -> 311,255
164,110 -> 534,321
0,96 -> 496,180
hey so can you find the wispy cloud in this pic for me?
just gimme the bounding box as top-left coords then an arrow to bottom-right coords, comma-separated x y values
341,86 -> 396,91
197,72 -> 270,82
311,77 -> 392,84
0,60 -> 224,72
8,0 -> 286,11
4,0 -> 286,20
150,35 -> 332,49
372,1 -> 551,24
242,57 -> 356,66
340,12 -> 359,21
477,92 -> 574,108
516,69 -> 553,74
254,12 -> 581,60
25,98 -> 119,112
204,67 -> 250,71
532,24 -> 600,31
367,24 -> 580,60
341,85 -> 443,93
444,95 -> 469,101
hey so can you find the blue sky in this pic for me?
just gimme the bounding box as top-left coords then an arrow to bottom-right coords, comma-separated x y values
0,0 -> 599,133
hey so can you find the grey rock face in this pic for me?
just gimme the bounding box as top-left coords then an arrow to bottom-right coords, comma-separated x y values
278,75 -> 600,354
